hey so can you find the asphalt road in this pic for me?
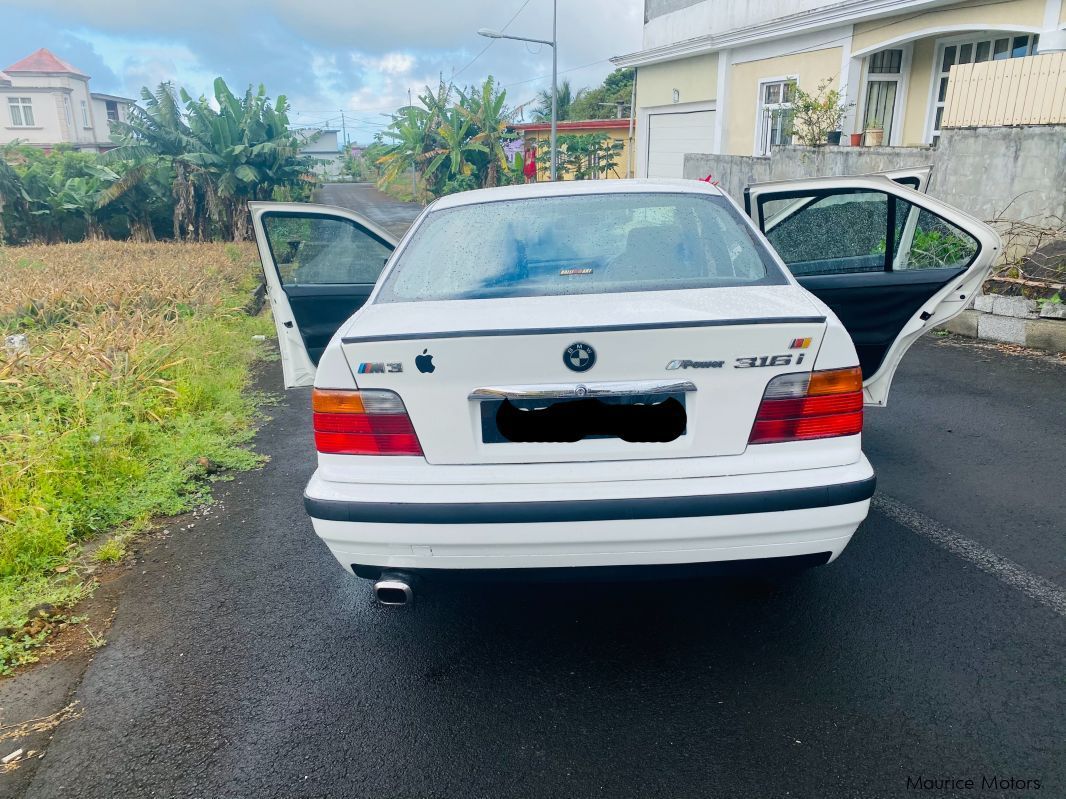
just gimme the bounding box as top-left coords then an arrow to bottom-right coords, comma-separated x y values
7,184 -> 1066,799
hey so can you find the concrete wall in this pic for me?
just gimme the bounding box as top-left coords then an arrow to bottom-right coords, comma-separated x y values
684,125 -> 1066,224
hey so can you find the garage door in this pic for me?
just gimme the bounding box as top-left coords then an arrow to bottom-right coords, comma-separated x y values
646,110 -> 715,179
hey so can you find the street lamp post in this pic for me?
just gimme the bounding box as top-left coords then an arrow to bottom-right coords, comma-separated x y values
477,0 -> 558,181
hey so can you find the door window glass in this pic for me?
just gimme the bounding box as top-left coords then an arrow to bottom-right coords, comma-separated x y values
763,191 -> 888,276
761,190 -> 980,276
262,214 -> 393,285
893,207 -> 979,271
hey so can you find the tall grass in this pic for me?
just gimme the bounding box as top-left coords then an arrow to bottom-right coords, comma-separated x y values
0,241 -> 271,671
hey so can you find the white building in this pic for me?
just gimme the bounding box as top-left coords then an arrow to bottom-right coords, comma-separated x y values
613,0 -> 1066,177
297,128 -> 345,178
1,48 -> 135,152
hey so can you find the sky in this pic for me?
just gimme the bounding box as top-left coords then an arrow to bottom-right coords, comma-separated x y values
0,0 -> 644,146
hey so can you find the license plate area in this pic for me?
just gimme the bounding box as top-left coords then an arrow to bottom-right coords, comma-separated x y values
480,393 -> 688,444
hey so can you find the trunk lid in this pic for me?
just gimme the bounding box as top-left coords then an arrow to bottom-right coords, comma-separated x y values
340,287 -> 826,465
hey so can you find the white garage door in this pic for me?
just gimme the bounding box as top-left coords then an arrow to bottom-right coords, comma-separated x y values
646,110 -> 716,179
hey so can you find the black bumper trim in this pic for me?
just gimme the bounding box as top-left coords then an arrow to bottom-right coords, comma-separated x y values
304,475 -> 875,525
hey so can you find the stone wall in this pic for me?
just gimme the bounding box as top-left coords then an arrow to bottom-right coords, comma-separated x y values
684,126 -> 1066,224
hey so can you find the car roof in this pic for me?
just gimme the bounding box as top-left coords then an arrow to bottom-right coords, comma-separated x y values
430,178 -> 725,211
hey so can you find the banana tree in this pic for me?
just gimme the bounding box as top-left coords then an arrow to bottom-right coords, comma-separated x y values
458,77 -> 516,188
378,105 -> 432,195
179,79 -> 309,240
108,83 -> 204,240
422,107 -> 486,183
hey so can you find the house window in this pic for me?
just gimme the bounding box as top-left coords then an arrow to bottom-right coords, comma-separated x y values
8,97 -> 34,127
105,100 -> 120,123
81,99 -> 90,127
862,49 -> 903,144
756,79 -> 796,156
931,33 -> 1039,143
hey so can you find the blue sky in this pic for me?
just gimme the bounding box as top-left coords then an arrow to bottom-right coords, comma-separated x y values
0,0 -> 643,145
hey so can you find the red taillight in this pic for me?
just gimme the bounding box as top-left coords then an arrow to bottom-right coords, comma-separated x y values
312,389 -> 423,456
748,367 -> 864,445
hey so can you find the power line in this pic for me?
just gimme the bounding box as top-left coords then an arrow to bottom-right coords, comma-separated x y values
452,0 -> 533,80
503,57 -> 612,89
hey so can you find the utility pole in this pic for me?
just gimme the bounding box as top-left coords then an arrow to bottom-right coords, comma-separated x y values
409,88 -> 416,200
550,0 -> 557,181
340,110 -> 348,148
478,0 -> 558,180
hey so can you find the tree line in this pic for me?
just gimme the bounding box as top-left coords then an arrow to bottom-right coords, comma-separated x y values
0,78 -> 315,245
0,68 -> 635,244
355,69 -> 633,202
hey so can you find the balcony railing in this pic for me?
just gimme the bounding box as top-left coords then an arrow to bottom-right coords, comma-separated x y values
943,52 -> 1066,128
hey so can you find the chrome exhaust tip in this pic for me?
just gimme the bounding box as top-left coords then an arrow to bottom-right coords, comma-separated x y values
373,573 -> 415,607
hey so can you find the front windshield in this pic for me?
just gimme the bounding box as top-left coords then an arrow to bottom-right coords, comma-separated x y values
375,192 -> 785,303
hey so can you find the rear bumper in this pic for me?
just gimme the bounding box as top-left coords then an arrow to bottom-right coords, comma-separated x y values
303,458 -> 875,572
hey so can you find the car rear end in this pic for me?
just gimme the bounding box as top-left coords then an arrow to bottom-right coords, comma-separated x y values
303,182 -> 875,585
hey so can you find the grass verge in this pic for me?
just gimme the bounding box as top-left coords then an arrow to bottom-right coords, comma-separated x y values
0,240 -> 272,673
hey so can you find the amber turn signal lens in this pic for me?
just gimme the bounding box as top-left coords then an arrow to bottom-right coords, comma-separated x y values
807,367 -> 863,396
312,389 -> 365,414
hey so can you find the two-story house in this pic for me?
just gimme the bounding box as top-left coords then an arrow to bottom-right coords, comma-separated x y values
613,0 -> 1066,177
1,48 -> 135,152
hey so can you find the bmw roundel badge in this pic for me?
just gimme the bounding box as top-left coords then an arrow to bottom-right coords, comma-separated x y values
564,342 -> 596,373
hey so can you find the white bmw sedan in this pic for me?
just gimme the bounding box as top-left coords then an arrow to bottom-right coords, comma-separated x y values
250,176 -> 998,605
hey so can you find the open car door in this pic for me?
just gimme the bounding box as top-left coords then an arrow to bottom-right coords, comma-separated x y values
249,202 -> 399,388
744,176 -> 1000,405
877,165 -> 933,193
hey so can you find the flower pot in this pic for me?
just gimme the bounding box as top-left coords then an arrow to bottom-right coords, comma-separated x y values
849,133 -> 863,147
865,128 -> 884,146
827,130 -> 842,146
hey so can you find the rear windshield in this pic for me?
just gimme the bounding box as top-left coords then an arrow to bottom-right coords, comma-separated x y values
375,192 -> 785,303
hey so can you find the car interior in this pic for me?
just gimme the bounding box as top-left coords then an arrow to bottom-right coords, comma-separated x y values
754,188 -> 980,378
261,212 -> 395,365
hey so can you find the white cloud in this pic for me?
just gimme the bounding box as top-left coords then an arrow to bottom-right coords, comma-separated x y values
1,0 -> 644,144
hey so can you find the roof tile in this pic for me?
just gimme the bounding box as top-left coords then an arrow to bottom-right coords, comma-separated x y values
4,48 -> 88,77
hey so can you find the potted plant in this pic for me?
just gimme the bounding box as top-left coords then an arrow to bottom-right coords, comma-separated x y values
788,77 -> 854,147
864,118 -> 885,146
850,132 -> 864,147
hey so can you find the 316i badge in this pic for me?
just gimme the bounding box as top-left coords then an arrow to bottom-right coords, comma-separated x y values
564,342 -> 596,373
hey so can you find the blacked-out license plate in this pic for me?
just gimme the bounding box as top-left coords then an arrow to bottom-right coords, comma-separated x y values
480,393 -> 687,444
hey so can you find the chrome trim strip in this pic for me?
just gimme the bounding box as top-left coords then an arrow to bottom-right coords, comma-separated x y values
468,380 -> 697,401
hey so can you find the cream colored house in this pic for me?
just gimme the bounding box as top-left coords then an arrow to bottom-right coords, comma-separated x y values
1,48 -> 134,152
613,0 -> 1066,177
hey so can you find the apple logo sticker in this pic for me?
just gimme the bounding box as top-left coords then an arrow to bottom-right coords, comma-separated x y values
415,349 -> 435,374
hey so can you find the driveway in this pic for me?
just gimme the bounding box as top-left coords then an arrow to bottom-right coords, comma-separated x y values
6,185 -> 1065,799
314,182 -> 422,239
